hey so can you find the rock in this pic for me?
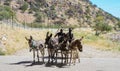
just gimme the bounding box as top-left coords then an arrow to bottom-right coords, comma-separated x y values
1,34 -> 7,41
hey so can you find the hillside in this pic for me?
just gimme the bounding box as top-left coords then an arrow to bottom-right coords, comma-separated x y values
0,0 -> 119,27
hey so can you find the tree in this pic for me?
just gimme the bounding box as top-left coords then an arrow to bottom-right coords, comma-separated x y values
20,2 -> 28,12
4,0 -> 12,6
117,21 -> 120,28
34,12 -> 43,23
93,14 -> 112,36
65,9 -> 74,18
95,15 -> 104,23
0,6 -> 15,20
94,22 -> 112,36
50,5 -> 55,10
115,21 -> 120,30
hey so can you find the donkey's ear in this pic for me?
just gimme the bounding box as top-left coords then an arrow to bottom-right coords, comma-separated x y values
80,36 -> 84,41
50,33 -> 52,37
25,37 -> 29,41
30,36 -> 33,40
46,32 -> 49,37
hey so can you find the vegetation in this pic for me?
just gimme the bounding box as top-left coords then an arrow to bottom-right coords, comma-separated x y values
0,0 -> 119,27
93,14 -> 112,36
26,23 -> 78,28
34,12 -> 43,23
1,0 -> 118,27
4,0 -> 12,6
117,21 -> 120,28
74,29 -> 120,51
0,24 -> 48,55
0,48 -> 5,55
65,9 -> 74,18
0,5 -> 15,20
20,2 -> 29,12
0,0 -> 120,55
115,20 -> 120,30
0,23 -> 119,55
94,22 -> 112,36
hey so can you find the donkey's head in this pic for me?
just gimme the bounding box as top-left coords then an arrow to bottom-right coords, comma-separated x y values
25,36 -> 33,48
75,36 -> 84,52
45,32 -> 52,45
61,39 -> 69,51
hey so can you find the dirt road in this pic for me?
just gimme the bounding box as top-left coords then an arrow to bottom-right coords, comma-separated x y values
0,45 -> 120,71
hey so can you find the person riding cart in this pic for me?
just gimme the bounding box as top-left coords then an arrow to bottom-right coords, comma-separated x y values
67,28 -> 74,43
54,29 -> 65,43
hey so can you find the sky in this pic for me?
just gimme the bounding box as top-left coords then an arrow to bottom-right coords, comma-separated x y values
90,0 -> 120,18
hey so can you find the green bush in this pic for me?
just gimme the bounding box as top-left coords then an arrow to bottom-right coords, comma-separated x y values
20,2 -> 28,12
4,0 -> 12,6
114,20 -> 120,30
116,21 -> 120,28
35,15 -> 42,23
50,5 -> 55,10
103,24 -> 112,31
0,5 -> 15,20
34,12 -> 43,23
26,23 -> 78,28
34,12 -> 45,23
0,48 -> 5,55
26,23 -> 45,28
94,22 -> 112,36
65,9 -> 74,18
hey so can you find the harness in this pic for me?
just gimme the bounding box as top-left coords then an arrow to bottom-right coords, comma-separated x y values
31,40 -> 37,49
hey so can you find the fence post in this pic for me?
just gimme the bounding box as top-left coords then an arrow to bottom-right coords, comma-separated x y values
24,13 -> 26,29
0,21 -> 2,30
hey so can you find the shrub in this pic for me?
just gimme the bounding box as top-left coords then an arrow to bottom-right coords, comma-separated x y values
0,6 -> 15,20
20,2 -> 28,12
50,5 -> 55,10
0,48 -> 5,55
34,12 -> 43,23
65,9 -> 74,18
116,21 -> 120,28
4,0 -> 12,6
35,15 -> 42,23
94,22 -> 112,36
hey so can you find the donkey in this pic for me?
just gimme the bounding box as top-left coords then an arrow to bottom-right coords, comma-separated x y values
45,32 -> 58,63
58,38 -> 69,64
25,36 -> 45,63
69,36 -> 83,65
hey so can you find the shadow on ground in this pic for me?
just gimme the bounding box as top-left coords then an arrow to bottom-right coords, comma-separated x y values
10,61 -> 44,66
9,56 -> 70,68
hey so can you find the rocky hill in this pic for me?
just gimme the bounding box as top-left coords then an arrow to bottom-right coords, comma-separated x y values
0,0 -> 119,27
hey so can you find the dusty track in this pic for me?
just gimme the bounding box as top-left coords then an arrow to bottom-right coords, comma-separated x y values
0,45 -> 120,71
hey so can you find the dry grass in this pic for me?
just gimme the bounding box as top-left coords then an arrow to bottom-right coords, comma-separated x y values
73,28 -> 120,52
0,24 -> 48,55
0,25 -> 120,55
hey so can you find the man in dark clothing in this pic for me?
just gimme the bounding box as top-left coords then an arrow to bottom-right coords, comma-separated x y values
54,29 -> 65,43
67,28 -> 74,43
